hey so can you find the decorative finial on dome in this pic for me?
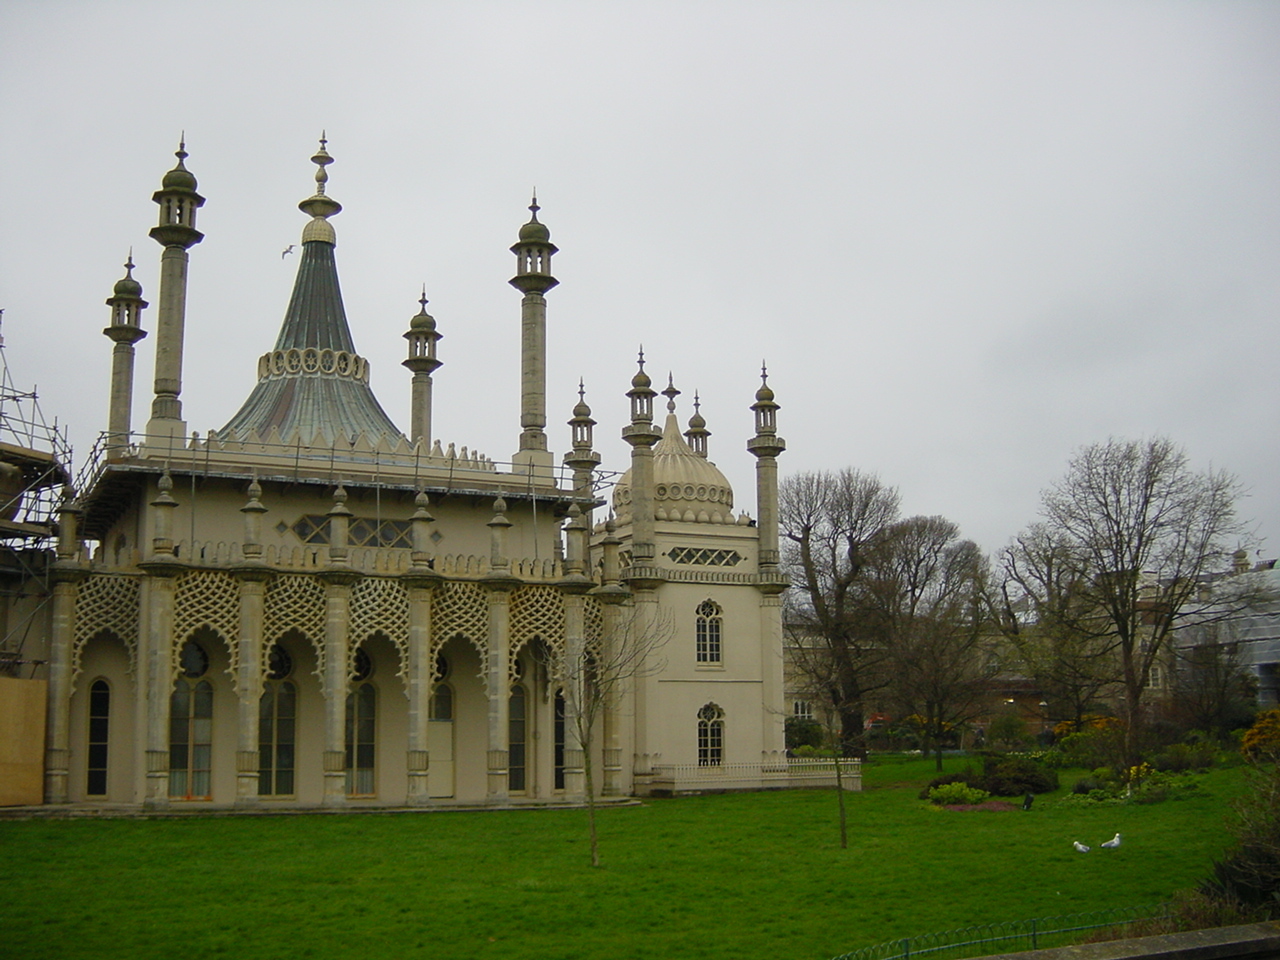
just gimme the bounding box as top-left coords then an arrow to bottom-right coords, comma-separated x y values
312,131 -> 333,194
632,348 -> 651,388
662,373 -> 680,413
573,378 -> 592,418
529,190 -> 540,221
419,285 -> 429,311
756,362 -> 775,402
298,134 -> 342,242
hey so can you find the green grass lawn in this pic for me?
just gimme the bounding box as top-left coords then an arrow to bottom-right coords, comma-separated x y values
0,760 -> 1247,960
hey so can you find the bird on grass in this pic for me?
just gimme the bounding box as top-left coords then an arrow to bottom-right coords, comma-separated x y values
1073,841 -> 1090,853
1101,833 -> 1121,848
281,244 -> 296,259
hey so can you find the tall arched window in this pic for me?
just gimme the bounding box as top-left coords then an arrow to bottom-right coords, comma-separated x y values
509,683 -> 528,793
170,639 -> 213,799
697,703 -> 724,767
553,689 -> 566,791
87,679 -> 110,797
258,644 -> 297,797
345,647 -> 376,797
430,652 -> 453,721
696,600 -> 722,664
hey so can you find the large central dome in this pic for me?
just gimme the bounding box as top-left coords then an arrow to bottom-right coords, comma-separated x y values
614,413 -> 737,524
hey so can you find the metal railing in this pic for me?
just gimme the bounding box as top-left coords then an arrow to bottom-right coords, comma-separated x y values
831,904 -> 1172,960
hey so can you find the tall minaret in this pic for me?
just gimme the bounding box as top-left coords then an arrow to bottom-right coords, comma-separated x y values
144,139 -> 204,445
402,289 -> 442,448
747,365 -> 786,580
102,254 -> 148,458
621,352 -> 662,581
509,195 -> 557,476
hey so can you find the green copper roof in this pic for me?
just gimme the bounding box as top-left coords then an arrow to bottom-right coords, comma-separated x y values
217,238 -> 403,446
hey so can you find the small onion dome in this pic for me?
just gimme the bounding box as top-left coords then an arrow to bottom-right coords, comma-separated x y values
518,197 -> 551,243
631,364 -> 652,390
162,143 -> 198,191
613,412 -> 734,523
687,406 -> 706,430
573,394 -> 592,419
113,257 -> 143,298
410,296 -> 437,332
755,379 -> 775,403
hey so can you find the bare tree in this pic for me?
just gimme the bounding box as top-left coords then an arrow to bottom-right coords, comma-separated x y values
1173,623 -> 1258,739
556,602 -> 670,868
874,516 -> 999,771
1018,437 -> 1264,763
1000,524 -> 1121,730
780,468 -> 900,755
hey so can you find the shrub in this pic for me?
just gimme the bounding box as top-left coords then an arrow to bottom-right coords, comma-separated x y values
928,781 -> 990,806
918,771 -> 976,801
979,755 -> 1059,796
785,717 -> 824,751
1151,742 -> 1216,773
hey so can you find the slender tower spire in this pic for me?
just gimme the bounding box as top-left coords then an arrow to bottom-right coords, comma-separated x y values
103,253 -> 148,457
402,287 -> 442,447
509,194 -> 558,476
685,391 -> 710,458
563,379 -> 600,503
145,137 -> 204,445
747,364 -> 787,584
621,350 -> 663,583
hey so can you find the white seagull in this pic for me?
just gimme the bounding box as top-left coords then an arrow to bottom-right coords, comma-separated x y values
1073,841 -> 1090,853
281,244 -> 296,259
1101,833 -> 1121,849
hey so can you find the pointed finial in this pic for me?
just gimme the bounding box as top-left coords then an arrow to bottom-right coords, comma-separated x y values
176,133 -> 187,163
125,250 -> 135,275
529,190 -> 540,221
663,372 -> 680,413
419,284 -> 429,310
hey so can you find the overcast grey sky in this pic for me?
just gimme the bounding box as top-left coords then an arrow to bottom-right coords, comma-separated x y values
2,1 -> 1277,557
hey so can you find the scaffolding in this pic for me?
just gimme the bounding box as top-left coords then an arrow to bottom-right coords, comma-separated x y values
0,312 -> 73,677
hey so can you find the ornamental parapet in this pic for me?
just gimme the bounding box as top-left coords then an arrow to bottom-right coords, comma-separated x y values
257,348 -> 369,383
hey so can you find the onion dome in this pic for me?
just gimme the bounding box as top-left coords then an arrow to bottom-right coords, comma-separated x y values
112,254 -> 143,298
614,383 -> 734,525
409,294 -> 437,332
161,140 -> 198,191
519,197 -> 551,243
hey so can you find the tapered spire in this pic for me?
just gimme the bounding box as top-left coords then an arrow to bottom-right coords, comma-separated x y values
218,137 -> 403,447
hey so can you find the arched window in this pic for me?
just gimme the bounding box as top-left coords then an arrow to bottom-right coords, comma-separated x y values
430,653 -> 453,721
697,703 -> 724,767
696,600 -> 722,664
258,644 -> 296,797
87,679 -> 110,797
509,683 -> 528,793
170,639 -> 213,799
554,689 -> 566,792
345,681 -> 376,797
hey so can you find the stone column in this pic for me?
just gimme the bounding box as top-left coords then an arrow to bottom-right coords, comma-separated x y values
319,572 -> 356,807
44,570 -> 86,803
233,570 -> 271,806
139,473 -> 183,810
403,574 -> 439,805
484,585 -> 513,802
